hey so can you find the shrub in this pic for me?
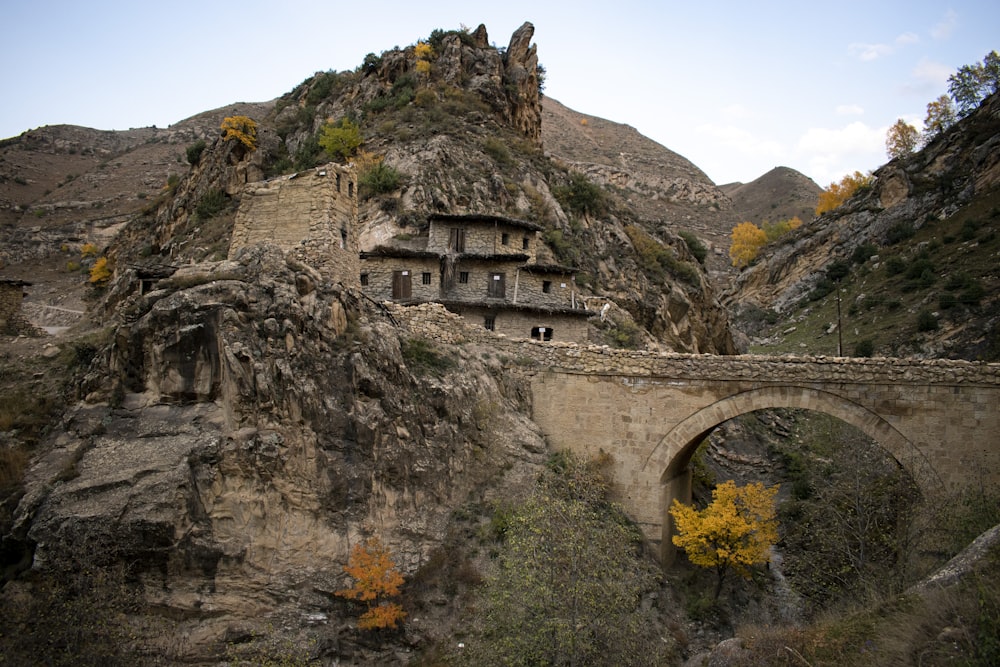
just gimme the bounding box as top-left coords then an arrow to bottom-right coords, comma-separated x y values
884,255 -> 907,275
553,172 -> 608,217
826,260 -> 851,282
679,230 -> 708,263
854,339 -> 875,357
916,310 -> 939,332
358,162 -> 402,199
185,139 -> 206,165
886,221 -> 915,245
481,137 -> 512,166
851,243 -> 878,264
195,188 -> 228,219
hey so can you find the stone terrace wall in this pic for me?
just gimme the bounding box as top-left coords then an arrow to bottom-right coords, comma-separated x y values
0,282 -> 41,336
229,164 -> 359,286
389,302 -> 1000,386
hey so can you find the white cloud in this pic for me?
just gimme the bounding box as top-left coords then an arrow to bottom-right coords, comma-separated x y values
911,58 -> 953,88
931,9 -> 958,40
695,123 -> 784,158
796,122 -> 886,185
849,42 -> 892,61
836,104 -> 865,116
895,32 -> 920,47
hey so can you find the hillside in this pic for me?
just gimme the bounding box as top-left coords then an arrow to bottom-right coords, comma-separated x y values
720,165 -> 822,229
730,92 -> 1000,361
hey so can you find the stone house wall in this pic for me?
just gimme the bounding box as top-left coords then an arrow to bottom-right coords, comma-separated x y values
0,281 -> 38,336
453,305 -> 590,342
361,255 -> 441,302
513,268 -> 577,309
229,164 -> 359,286
427,218 -> 539,262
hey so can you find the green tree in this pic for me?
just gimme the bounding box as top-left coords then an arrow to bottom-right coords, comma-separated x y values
948,50 -> 1000,117
923,94 -> 957,141
467,453 -> 669,666
670,479 -> 779,598
885,118 -> 919,159
319,118 -> 363,161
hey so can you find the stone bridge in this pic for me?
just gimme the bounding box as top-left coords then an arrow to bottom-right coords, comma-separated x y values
391,302 -> 1000,562
524,347 -> 1000,562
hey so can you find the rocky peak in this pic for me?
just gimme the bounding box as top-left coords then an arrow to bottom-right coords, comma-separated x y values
502,22 -> 543,144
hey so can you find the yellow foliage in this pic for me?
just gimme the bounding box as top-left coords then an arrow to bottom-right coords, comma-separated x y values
336,537 -> 406,629
415,59 -> 432,76
414,40 -> 434,61
815,170 -> 873,216
670,480 -> 779,591
88,256 -> 112,286
351,150 -> 383,173
220,115 -> 257,151
80,242 -> 99,258
729,221 -> 768,268
762,216 -> 803,243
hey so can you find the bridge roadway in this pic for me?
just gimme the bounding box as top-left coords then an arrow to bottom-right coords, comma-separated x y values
392,303 -> 1000,562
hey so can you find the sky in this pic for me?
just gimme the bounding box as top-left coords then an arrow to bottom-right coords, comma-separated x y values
2,1 -> 997,187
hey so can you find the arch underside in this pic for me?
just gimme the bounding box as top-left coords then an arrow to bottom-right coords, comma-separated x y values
647,385 -> 935,488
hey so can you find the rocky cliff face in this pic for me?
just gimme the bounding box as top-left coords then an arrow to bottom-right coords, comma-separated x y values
10,246 -> 548,660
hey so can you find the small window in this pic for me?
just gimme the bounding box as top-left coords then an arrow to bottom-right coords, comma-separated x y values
501,232 -> 509,245
422,272 -> 431,285
348,181 -> 354,197
360,273 -> 369,286
531,326 -> 553,341
522,237 -> 530,250
459,271 -> 469,284
484,315 -> 496,331
336,173 -> 342,191
542,280 -> 551,293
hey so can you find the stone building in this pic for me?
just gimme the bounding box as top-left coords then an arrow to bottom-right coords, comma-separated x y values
229,164 -> 359,286
0,279 -> 38,336
360,213 -> 593,342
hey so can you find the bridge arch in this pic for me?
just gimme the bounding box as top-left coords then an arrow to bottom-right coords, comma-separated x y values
642,385 -> 939,563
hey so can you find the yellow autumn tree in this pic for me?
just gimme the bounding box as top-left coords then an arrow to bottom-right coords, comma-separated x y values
885,118 -> 919,160
414,40 -> 434,76
220,115 -> 257,151
815,170 -> 873,216
729,221 -> 768,268
88,256 -> 113,286
336,537 -> 406,630
670,480 -> 779,598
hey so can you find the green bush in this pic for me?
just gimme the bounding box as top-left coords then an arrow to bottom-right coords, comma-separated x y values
916,310 -> 939,332
853,339 -> 875,357
826,260 -> 851,282
553,172 -> 608,217
481,137 -> 512,166
359,162 -> 402,198
185,139 -> 206,165
886,221 -> 915,245
884,255 -> 907,275
851,243 -> 878,264
195,188 -> 228,219
679,230 -> 708,263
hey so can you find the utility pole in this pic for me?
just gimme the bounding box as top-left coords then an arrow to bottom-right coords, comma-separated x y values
836,289 -> 843,356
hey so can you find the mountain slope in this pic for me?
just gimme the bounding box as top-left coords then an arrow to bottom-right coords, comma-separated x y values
730,92 -> 1000,360
720,165 -> 822,228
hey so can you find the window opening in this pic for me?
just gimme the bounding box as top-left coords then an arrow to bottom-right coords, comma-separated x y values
459,271 -> 469,284
422,272 -> 431,285
484,315 -> 496,331
522,237 -> 530,250
531,326 -> 553,341
542,280 -> 551,293
449,228 -> 466,252
501,232 -> 509,245
360,273 -> 369,286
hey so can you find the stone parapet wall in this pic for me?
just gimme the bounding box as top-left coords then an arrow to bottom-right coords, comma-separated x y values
389,301 -> 1000,387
